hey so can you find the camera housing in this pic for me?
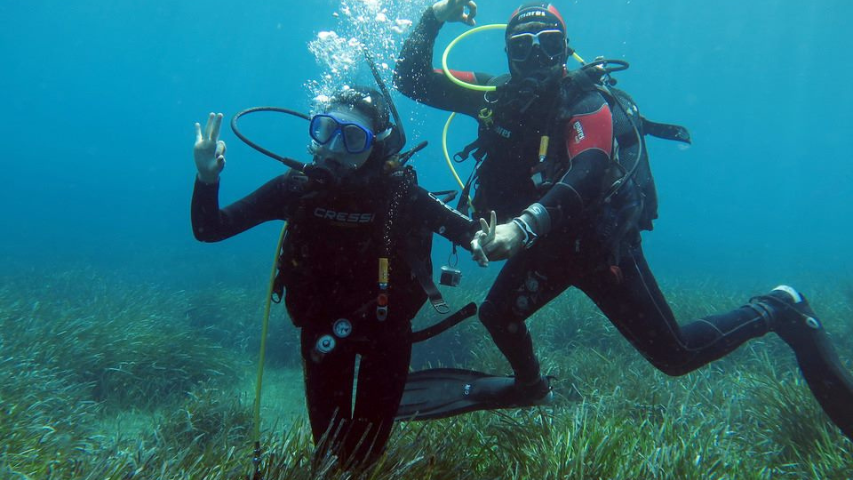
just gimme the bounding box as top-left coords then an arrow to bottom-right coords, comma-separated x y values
439,266 -> 462,287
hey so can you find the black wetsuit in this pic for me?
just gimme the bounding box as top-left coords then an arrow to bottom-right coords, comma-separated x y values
394,8 -> 773,385
192,167 -> 475,462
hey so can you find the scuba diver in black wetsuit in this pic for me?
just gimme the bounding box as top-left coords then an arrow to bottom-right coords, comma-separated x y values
392,0 -> 853,441
190,86 -> 477,466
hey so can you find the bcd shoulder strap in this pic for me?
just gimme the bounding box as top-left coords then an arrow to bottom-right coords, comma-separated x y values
391,166 -> 451,314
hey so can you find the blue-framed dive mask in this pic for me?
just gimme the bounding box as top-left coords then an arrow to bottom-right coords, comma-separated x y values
309,113 -> 390,154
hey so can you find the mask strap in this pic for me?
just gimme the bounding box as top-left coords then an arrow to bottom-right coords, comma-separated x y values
375,127 -> 393,141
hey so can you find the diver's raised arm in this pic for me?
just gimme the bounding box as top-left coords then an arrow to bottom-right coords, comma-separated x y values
394,1 -> 487,116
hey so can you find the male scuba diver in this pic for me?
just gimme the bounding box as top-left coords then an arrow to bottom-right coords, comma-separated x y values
190,85 -> 478,466
393,0 -> 853,441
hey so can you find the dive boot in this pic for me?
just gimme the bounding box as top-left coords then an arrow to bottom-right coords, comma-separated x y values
752,285 -> 823,346
511,375 -> 555,405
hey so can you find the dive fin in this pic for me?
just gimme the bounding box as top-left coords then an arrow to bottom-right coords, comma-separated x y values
793,328 -> 853,441
395,368 -> 553,421
778,313 -> 853,441
641,116 -> 692,144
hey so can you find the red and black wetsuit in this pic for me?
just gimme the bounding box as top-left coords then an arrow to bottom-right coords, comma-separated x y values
192,167 -> 475,462
394,7 -> 775,385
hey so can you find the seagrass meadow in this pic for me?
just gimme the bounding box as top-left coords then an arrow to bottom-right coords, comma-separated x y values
3,0 -> 853,477
1,267 -> 851,480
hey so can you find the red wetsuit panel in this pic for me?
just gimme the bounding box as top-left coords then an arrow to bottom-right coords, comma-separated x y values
564,104 -> 613,159
433,68 -> 476,84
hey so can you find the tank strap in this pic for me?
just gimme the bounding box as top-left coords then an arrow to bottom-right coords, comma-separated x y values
641,117 -> 692,144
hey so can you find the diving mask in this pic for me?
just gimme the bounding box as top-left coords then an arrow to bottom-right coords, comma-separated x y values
507,29 -> 566,63
309,113 -> 391,155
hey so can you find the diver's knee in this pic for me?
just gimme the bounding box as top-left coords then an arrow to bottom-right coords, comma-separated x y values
479,300 -> 507,330
650,359 -> 693,377
478,300 -> 499,326
638,349 -> 695,377
479,300 -> 524,336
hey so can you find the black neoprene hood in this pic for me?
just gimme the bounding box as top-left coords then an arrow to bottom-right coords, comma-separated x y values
506,2 -> 567,36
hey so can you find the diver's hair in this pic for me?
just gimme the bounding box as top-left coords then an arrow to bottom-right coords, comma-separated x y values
325,86 -> 392,133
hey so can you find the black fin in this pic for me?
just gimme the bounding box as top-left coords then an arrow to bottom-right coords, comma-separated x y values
395,368 -> 553,421
791,326 -> 853,441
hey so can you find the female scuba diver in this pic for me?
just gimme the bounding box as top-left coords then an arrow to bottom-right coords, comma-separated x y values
190,86 -> 477,467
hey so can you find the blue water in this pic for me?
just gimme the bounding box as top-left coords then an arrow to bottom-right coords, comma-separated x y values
2,0 -> 851,293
